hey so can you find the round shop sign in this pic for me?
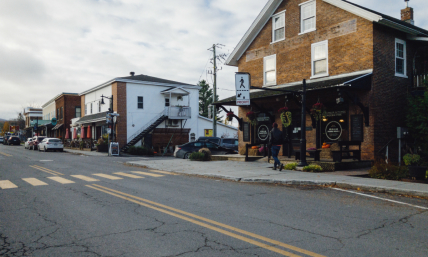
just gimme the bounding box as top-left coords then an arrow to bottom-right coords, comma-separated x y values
325,121 -> 342,141
257,125 -> 269,141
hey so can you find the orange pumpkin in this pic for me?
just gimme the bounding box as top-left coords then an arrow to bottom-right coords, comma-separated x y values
251,146 -> 259,149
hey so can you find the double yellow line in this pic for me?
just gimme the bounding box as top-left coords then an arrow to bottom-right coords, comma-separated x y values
87,184 -> 325,257
0,152 -> 12,157
30,165 -> 63,176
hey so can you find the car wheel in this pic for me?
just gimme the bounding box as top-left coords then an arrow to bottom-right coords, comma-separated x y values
184,153 -> 190,159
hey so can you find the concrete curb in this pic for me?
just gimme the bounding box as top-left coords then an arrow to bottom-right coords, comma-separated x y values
126,161 -> 428,198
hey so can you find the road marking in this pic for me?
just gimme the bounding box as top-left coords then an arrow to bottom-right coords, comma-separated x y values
132,171 -> 164,177
30,165 -> 64,176
71,175 -> 100,182
0,152 -> 12,157
149,170 -> 178,175
114,172 -> 144,179
88,184 -> 325,257
47,177 -> 75,184
92,173 -> 123,180
0,180 -> 18,189
22,178 -> 48,186
332,188 -> 428,210
40,160 -> 53,162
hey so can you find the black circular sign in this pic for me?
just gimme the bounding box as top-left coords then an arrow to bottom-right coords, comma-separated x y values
257,125 -> 269,141
325,121 -> 342,141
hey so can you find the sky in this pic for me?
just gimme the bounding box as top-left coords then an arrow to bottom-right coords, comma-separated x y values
0,0 -> 427,121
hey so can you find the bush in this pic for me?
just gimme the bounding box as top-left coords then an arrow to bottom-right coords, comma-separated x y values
369,159 -> 408,180
128,146 -> 154,156
302,164 -> 323,172
284,163 -> 297,170
189,152 -> 206,161
198,148 -> 212,161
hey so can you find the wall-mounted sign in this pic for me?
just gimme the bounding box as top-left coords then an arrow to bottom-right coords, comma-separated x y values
257,124 -> 269,141
235,72 -> 250,106
204,129 -> 213,137
325,121 -> 342,141
243,122 -> 250,142
325,111 -> 347,117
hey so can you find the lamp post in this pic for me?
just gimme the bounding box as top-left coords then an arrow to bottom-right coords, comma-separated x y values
100,95 -> 114,141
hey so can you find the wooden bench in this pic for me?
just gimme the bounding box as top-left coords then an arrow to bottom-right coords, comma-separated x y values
331,141 -> 361,162
295,149 -> 321,161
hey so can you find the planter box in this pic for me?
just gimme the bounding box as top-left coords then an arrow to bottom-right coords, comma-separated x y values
408,166 -> 427,180
97,145 -> 108,152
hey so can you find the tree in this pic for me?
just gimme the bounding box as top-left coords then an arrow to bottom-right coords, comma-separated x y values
1,121 -> 10,136
406,82 -> 428,158
198,80 -> 222,120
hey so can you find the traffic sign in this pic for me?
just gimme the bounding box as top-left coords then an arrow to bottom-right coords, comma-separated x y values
235,72 -> 250,106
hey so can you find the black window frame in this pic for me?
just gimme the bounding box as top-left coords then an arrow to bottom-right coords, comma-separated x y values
138,96 -> 144,109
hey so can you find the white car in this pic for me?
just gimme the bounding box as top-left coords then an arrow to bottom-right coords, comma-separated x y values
24,138 -> 33,149
38,138 -> 64,152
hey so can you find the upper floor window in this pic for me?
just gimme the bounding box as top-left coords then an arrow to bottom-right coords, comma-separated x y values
84,105 -> 87,115
165,98 -> 170,107
60,107 -> 63,120
272,11 -> 285,43
300,0 -> 316,34
311,40 -> 328,78
57,108 -> 60,119
98,101 -> 101,112
395,39 -> 407,77
264,55 -> 276,86
75,107 -> 81,118
138,96 -> 144,109
90,103 -> 93,114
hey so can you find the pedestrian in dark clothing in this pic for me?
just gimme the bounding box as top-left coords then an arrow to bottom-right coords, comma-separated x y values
269,123 -> 284,171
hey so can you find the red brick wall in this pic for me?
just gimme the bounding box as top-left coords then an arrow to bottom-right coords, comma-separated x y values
55,94 -> 80,140
112,82 -> 127,148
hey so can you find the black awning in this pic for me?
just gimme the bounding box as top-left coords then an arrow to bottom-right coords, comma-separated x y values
214,73 -> 372,106
52,123 -> 63,130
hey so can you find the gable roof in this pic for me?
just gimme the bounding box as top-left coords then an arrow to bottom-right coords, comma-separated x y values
118,74 -> 195,86
160,87 -> 190,95
226,0 -> 428,66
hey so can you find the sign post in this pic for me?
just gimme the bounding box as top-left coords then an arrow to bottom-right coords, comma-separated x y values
235,72 -> 250,106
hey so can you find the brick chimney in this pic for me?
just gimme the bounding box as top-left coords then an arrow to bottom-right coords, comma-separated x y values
401,0 -> 414,25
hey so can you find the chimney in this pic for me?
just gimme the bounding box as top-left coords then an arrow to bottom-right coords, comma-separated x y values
130,72 -> 135,76
401,0 -> 414,25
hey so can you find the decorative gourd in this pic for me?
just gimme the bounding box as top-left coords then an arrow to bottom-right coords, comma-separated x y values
251,146 -> 259,149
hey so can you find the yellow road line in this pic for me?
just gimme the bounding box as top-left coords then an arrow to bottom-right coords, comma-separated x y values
149,170 -> 178,175
90,184 -> 326,257
71,175 -> 99,182
47,176 -> 75,184
92,173 -> 123,180
132,171 -> 164,177
0,180 -> 18,189
114,172 -> 144,179
30,165 -> 63,176
0,152 -> 12,157
87,185 -> 302,257
22,178 -> 48,186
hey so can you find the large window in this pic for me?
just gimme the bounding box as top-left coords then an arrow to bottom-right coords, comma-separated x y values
138,96 -> 144,109
395,38 -> 407,77
300,0 -> 316,34
263,55 -> 276,86
75,107 -> 81,118
311,40 -> 328,78
272,11 -> 285,43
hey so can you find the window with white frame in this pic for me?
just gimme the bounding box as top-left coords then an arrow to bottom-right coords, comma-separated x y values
272,11 -> 285,42
300,0 -> 316,34
311,40 -> 328,78
395,39 -> 406,77
138,96 -> 144,109
263,55 -> 276,86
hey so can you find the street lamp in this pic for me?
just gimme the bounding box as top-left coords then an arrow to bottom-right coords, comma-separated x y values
100,94 -> 114,142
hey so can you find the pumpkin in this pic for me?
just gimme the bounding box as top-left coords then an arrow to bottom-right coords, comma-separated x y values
251,146 -> 259,149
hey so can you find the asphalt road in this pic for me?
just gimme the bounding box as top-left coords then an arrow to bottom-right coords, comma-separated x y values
0,144 -> 427,257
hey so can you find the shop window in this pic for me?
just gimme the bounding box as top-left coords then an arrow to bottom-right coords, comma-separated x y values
395,38 -> 407,77
311,40 -> 328,78
272,11 -> 285,42
300,0 -> 316,34
138,96 -> 144,109
263,55 -> 276,86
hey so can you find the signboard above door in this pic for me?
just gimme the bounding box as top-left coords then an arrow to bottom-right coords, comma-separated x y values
235,72 -> 250,106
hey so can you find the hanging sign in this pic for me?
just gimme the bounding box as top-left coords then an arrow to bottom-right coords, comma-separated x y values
257,124 -> 269,141
51,118 -> 57,126
235,72 -> 250,106
325,121 -> 342,141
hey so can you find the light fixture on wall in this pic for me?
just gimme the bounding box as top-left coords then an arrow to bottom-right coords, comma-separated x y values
339,119 -> 345,123
322,116 -> 328,122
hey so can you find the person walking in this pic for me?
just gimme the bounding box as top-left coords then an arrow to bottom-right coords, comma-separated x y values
269,123 -> 284,171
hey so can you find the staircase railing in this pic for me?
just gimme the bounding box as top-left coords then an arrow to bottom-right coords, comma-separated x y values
127,107 -> 168,142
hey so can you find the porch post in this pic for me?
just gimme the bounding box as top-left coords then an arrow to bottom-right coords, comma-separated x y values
298,79 -> 308,167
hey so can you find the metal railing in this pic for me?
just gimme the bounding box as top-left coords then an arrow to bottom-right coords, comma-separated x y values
414,73 -> 427,88
168,106 -> 191,119
127,108 -> 168,142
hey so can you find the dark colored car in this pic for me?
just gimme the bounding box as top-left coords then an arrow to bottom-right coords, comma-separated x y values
175,141 -> 237,159
219,138 -> 239,151
197,137 -> 221,144
7,136 -> 21,145
31,136 -> 46,150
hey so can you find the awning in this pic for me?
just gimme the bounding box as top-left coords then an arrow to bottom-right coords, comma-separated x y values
52,123 -> 63,130
75,111 -> 108,125
214,72 -> 372,106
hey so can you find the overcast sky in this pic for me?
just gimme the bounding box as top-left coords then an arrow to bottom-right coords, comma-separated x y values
0,0 -> 427,120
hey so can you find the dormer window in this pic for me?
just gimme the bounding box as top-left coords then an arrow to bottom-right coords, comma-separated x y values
272,11 -> 285,43
300,0 -> 316,34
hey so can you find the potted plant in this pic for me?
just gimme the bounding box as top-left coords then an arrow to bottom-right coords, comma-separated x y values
310,102 -> 326,121
246,111 -> 257,126
226,112 -> 234,122
278,107 -> 292,128
403,153 -> 427,180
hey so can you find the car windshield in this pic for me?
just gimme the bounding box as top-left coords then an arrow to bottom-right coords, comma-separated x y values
49,139 -> 61,143
194,142 -> 203,147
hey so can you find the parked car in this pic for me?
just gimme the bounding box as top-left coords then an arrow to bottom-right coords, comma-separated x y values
3,135 -> 11,145
197,137 -> 221,144
0,137 -> 3,143
197,137 -> 238,151
175,141 -> 237,159
24,138 -> 33,149
31,136 -> 46,150
7,136 -> 21,145
38,138 -> 64,152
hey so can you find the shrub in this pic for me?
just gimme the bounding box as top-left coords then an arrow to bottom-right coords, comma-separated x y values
189,152 -> 206,161
368,159 -> 408,180
97,137 -> 106,146
302,164 -> 323,172
198,148 -> 212,161
284,163 -> 297,170
403,154 -> 421,166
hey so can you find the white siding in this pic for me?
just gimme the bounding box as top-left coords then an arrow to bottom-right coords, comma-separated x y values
84,85 -> 112,115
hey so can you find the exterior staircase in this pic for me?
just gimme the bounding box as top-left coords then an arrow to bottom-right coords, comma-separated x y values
121,109 -> 168,152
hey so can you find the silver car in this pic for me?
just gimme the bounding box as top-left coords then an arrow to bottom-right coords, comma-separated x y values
38,138 -> 64,152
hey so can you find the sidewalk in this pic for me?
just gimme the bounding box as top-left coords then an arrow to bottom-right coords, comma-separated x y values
126,158 -> 428,198
63,149 -> 109,157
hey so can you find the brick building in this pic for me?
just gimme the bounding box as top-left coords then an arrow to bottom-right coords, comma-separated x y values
215,0 -> 428,162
